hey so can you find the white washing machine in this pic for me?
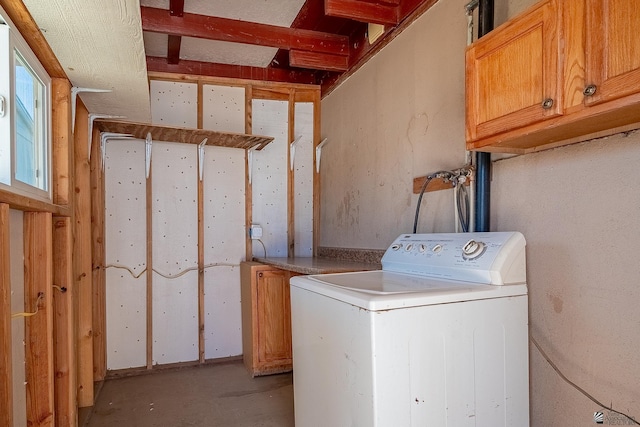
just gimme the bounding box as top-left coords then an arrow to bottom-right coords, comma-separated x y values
290,232 -> 529,427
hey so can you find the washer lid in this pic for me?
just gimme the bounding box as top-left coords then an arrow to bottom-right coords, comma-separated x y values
290,271 -> 527,311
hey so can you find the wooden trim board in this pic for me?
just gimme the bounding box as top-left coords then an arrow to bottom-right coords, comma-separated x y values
0,204 -> 12,427
24,212 -> 54,426
52,216 -> 76,426
91,117 -> 107,381
73,101 -> 94,407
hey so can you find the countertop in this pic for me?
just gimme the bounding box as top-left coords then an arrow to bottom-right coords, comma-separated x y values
252,257 -> 380,275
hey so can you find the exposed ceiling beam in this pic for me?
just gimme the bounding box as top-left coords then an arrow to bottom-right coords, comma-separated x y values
167,35 -> 181,64
146,56 -> 319,85
141,6 -> 349,57
169,0 -> 184,17
167,0 -> 184,64
324,0 -> 399,25
289,49 -> 349,71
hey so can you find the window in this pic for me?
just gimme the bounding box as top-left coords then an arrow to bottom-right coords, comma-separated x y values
0,15 -> 51,200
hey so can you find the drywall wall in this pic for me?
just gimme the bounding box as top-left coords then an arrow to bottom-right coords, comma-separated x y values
320,0 -> 469,249
492,132 -> 640,426
319,0 -> 640,424
9,209 -> 26,427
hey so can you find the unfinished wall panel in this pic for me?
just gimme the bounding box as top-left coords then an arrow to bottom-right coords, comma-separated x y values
203,146 -> 245,359
293,102 -> 314,257
202,85 -> 245,133
150,80 -> 198,128
152,141 -> 199,365
9,209 -> 26,427
251,99 -> 289,258
104,139 -> 147,370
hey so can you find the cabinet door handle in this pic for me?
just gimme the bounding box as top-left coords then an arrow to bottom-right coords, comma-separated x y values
258,272 -> 263,278
583,84 -> 597,97
541,98 -> 554,110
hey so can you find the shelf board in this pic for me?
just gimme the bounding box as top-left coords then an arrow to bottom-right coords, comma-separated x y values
95,120 -> 274,150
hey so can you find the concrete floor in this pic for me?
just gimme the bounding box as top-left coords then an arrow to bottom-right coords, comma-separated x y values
84,360 -> 294,427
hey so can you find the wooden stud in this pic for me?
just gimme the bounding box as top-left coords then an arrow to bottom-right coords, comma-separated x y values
287,90 -> 295,258
197,81 -> 206,364
245,85 -> 254,261
52,216 -> 76,426
91,113 -> 107,381
73,101 -> 94,407
146,154 -> 154,370
51,79 -> 72,206
0,204 -> 12,427
253,86 -> 299,101
24,211 -> 54,426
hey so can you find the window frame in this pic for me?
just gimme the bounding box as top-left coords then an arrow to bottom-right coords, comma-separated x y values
0,13 -> 52,202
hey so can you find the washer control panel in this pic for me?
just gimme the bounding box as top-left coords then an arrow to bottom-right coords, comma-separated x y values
381,232 -> 526,285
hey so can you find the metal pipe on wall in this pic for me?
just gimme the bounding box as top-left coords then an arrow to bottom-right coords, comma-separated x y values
474,0 -> 494,232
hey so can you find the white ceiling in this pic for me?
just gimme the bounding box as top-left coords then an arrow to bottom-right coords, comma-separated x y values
22,0 -> 151,123
19,0 -> 306,124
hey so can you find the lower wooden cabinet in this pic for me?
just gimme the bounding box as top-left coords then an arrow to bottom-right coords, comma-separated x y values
240,262 -> 297,376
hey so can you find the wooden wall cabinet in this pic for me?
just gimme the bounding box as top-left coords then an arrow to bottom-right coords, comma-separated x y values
465,0 -> 561,142
466,0 -> 640,153
240,262 -> 296,376
584,0 -> 640,106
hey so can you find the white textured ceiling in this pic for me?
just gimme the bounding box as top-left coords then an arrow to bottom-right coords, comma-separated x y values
19,0 -> 306,123
22,0 -> 151,122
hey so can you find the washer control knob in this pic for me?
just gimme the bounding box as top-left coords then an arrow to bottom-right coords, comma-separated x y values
462,239 -> 486,260
431,244 -> 442,253
405,244 -> 414,252
418,244 -> 427,253
391,243 -> 402,251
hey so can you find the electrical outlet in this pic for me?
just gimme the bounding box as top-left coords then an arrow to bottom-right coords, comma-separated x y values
250,224 -> 263,239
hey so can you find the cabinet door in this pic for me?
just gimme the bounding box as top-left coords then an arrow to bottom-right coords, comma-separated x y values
466,0 -> 561,142
584,0 -> 640,105
255,269 -> 292,365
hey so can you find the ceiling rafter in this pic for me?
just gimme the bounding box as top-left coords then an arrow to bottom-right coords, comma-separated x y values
146,56 -> 319,85
166,0 -> 184,64
142,0 -> 441,94
324,0 -> 399,25
141,6 -> 349,56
